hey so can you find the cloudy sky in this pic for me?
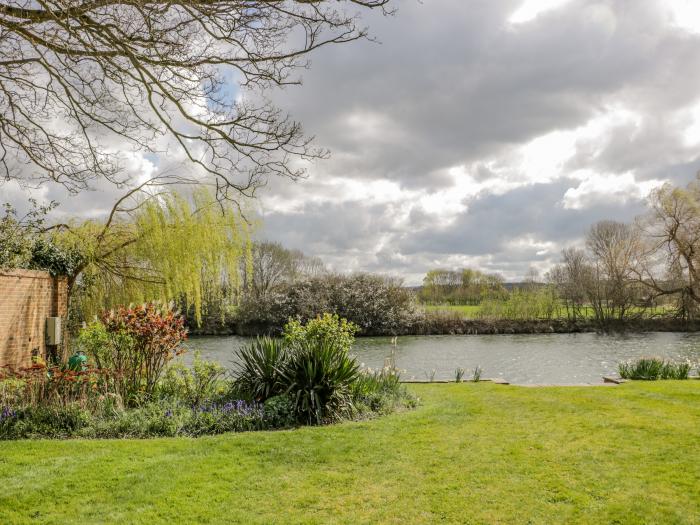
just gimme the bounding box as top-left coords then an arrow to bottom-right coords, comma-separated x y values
5,0 -> 700,284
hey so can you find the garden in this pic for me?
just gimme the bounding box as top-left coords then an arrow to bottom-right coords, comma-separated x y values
0,307 -> 414,439
1,381 -> 699,524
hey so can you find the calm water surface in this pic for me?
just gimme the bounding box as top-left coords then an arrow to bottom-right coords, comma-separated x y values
182,332 -> 700,385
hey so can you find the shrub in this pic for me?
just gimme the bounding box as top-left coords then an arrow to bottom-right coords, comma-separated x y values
0,398 -> 267,439
618,358 -> 691,380
182,401 -> 264,436
233,337 -> 288,402
282,313 -> 358,354
1,404 -> 90,439
158,353 -> 226,406
280,340 -> 360,424
2,363 -> 112,408
351,365 -> 412,415
99,302 -> 188,404
235,273 -> 420,336
262,395 -> 297,428
0,378 -> 27,406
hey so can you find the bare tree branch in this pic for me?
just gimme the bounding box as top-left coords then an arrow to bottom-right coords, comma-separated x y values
0,0 -> 391,200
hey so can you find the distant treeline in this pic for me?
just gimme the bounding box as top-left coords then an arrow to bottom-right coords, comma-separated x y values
182,176 -> 700,335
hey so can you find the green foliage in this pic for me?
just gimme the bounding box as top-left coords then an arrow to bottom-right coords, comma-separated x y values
75,320 -> 112,365
1,405 -> 90,439
283,313 -> 358,353
479,286 -> 561,321
279,340 -> 360,425
454,368 -> 465,383
0,379 -> 27,407
1,400 -> 266,439
0,201 -> 83,275
262,395 -> 297,428
158,353 -> 226,406
351,366 -> 413,415
3,314 -> 413,439
180,401 -> 264,437
618,358 -> 692,380
233,337 -> 288,402
60,188 -> 251,325
234,316 -> 414,425
28,238 -> 84,276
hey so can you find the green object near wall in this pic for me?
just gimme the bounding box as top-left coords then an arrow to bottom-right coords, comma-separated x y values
67,352 -> 88,371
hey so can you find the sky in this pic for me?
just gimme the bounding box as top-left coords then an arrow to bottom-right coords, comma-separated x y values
4,0 -> 700,285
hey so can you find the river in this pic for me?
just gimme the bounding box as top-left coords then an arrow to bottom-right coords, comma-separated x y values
181,332 -> 700,385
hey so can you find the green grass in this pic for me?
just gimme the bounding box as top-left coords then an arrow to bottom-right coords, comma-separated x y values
423,303 -> 673,320
423,304 -> 482,317
2,382 -> 700,524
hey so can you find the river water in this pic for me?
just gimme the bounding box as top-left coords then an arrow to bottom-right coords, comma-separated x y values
182,332 -> 700,385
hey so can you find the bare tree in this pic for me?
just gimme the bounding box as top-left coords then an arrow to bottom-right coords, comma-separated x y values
585,220 -> 644,322
245,241 -> 326,298
633,178 -> 700,318
549,247 -> 592,321
0,0 -> 390,199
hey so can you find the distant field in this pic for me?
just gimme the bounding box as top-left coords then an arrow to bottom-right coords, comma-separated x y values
422,303 -> 673,320
422,304 -> 482,318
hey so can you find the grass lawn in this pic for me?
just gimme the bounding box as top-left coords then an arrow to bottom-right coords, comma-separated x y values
422,303 -> 673,320
1,382 -> 699,524
423,304 -> 482,317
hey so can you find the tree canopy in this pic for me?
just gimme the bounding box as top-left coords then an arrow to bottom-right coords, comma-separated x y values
53,188 -> 251,324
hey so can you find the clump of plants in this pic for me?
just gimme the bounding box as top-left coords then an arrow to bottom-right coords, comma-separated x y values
233,314 -> 415,425
618,358 -> 692,380
1,310 -> 415,439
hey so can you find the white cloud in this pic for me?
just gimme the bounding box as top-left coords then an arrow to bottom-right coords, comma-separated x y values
667,0 -> 700,34
509,0 -> 575,24
560,171 -> 666,210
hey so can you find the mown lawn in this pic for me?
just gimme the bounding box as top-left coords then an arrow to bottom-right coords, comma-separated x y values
1,382 -> 699,524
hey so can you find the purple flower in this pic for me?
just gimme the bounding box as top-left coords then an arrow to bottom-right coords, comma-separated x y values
1,406 -> 16,422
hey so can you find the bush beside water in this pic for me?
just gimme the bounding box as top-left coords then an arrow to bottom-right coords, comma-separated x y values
0,309 -> 414,439
618,358 -> 693,380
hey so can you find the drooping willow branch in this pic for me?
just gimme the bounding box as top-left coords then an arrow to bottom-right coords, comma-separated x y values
0,0 -> 390,199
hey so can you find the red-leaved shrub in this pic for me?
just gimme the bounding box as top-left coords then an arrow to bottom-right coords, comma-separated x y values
100,302 -> 187,404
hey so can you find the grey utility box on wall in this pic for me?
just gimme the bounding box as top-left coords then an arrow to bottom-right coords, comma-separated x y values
46,317 -> 62,346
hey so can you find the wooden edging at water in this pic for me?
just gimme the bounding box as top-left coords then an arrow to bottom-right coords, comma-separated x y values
402,375 -> 699,386
400,377 -> 509,385
401,377 -> 628,386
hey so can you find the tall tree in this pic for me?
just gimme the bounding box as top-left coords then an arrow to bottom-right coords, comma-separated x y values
0,0 -> 390,199
52,185 -> 250,324
634,177 -> 700,318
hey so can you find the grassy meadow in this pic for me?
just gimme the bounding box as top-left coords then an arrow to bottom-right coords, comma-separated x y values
423,303 -> 673,320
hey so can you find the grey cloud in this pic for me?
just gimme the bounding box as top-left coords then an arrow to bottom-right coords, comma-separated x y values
5,0 -> 700,283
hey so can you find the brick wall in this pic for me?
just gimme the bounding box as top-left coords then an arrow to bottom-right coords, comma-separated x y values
0,269 -> 69,369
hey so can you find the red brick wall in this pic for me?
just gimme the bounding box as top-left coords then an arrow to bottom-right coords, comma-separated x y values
0,269 -> 69,369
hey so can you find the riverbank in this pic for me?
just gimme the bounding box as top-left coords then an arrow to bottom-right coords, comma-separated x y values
188,316 -> 700,336
2,382 -> 698,524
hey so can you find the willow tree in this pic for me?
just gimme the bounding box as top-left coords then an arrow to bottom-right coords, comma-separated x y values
54,187 -> 251,325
